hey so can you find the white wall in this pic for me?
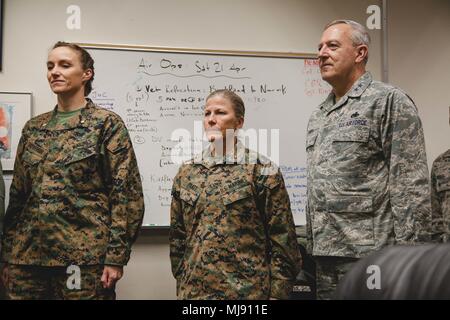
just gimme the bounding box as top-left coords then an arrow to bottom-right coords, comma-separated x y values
387,0 -> 450,169
0,0 -> 386,299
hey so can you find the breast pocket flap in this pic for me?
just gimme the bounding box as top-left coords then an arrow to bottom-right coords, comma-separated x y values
180,187 -> 200,206
23,149 -> 44,165
436,178 -> 450,193
334,126 -> 370,143
327,196 -> 373,213
223,184 -> 253,206
306,133 -> 318,148
64,144 -> 97,165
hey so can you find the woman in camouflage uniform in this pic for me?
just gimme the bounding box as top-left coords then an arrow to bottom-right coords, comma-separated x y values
170,89 -> 301,299
0,42 -> 144,299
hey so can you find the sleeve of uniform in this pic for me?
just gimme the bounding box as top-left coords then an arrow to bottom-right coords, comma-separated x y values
102,115 -> 144,266
257,164 -> 302,299
430,161 -> 445,242
169,167 -> 186,282
0,161 -> 5,237
381,89 -> 431,244
305,197 -> 313,254
1,126 -> 28,262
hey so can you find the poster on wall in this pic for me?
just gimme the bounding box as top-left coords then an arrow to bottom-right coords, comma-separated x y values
0,92 -> 32,171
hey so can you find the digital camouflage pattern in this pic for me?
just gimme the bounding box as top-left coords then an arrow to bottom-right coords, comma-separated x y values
170,143 -> 302,299
1,99 -> 144,266
306,72 -> 431,259
0,160 -> 5,238
430,149 -> 450,242
5,264 -> 115,300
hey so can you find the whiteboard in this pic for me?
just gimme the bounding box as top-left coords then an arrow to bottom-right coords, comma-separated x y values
83,44 -> 331,227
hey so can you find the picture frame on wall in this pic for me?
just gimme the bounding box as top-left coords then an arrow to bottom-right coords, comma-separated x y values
0,0 -> 3,71
0,92 -> 32,171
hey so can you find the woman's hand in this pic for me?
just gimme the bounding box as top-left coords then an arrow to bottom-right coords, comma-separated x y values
101,265 -> 123,289
1,264 -> 9,287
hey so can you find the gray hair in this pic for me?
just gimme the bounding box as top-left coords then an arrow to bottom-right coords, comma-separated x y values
325,20 -> 371,64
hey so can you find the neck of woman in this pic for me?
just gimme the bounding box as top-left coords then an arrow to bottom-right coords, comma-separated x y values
211,137 -> 238,158
57,91 -> 87,112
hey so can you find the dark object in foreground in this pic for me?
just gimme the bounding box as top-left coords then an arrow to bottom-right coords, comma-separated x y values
336,243 -> 450,299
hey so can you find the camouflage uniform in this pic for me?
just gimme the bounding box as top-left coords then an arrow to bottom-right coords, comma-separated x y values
0,99 -> 144,299
430,150 -> 450,242
0,160 -> 5,238
5,264 -> 115,300
0,161 -> 5,299
306,72 -> 431,299
170,143 -> 302,300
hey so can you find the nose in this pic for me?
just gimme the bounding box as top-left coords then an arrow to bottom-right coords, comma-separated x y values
318,45 -> 329,60
50,67 -> 61,77
207,113 -> 216,125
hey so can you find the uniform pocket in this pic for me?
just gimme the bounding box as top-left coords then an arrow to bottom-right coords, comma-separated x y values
436,177 -> 450,193
327,195 -> 373,213
64,144 -> 101,191
333,126 -> 370,143
22,144 -> 44,177
22,143 -> 44,166
223,184 -> 253,206
331,126 -> 371,176
223,183 -> 259,225
306,133 -> 318,149
64,145 -> 97,165
179,187 -> 200,229
326,195 -> 375,246
23,149 -> 43,165
179,187 -> 200,206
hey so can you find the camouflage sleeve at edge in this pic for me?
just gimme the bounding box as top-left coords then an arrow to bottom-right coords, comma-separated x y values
382,90 -> 432,244
258,166 -> 302,299
169,167 -> 186,283
0,126 -> 28,262
0,160 -> 5,236
103,116 -> 145,266
430,162 -> 444,242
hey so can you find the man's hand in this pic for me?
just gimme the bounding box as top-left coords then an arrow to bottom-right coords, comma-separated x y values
101,265 -> 123,289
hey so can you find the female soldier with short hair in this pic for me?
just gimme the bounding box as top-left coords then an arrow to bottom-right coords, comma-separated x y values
170,89 -> 302,299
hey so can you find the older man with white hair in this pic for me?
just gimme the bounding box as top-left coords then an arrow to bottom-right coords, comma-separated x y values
305,20 -> 431,299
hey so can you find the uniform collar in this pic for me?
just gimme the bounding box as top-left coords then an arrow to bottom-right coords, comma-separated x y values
347,71 -> 372,98
320,72 -> 372,114
194,140 -> 248,168
41,98 -> 96,130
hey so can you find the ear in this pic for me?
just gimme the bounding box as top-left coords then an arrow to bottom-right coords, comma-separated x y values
82,68 -> 93,82
236,117 -> 244,129
355,45 -> 369,64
